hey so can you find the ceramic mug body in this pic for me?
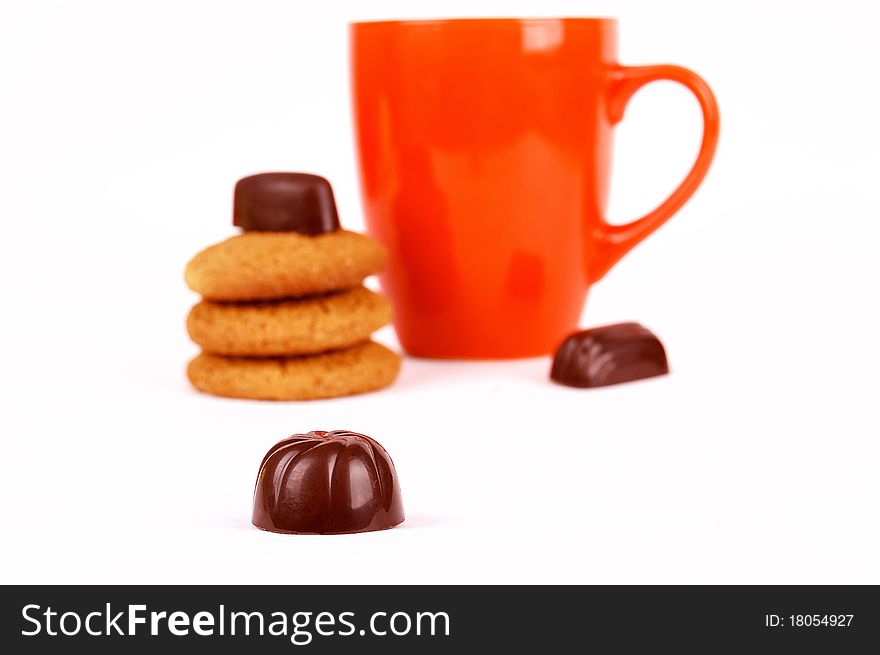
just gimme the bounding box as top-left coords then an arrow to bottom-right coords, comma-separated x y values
351,18 -> 718,358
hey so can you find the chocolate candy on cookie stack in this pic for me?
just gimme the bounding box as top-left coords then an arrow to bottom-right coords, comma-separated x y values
184,173 -> 401,400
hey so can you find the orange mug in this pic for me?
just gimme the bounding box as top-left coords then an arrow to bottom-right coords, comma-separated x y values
351,18 -> 719,358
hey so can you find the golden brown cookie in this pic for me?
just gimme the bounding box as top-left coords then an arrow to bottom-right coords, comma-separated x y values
187,341 -> 401,400
184,230 -> 387,301
186,287 -> 392,357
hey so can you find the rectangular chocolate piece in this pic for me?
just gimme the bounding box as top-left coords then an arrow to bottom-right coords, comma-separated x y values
234,172 -> 340,234
550,322 -> 669,388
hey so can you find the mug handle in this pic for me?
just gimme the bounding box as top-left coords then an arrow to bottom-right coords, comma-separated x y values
588,64 -> 720,282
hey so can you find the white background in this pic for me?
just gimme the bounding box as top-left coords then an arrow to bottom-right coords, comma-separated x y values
1,0 -> 878,584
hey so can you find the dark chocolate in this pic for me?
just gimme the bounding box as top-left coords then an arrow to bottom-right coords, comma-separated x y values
550,322 -> 669,388
252,430 -> 404,535
233,173 -> 340,234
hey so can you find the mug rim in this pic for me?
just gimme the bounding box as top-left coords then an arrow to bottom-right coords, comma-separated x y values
351,17 -> 617,28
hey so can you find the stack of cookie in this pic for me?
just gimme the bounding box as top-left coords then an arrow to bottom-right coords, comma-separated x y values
184,173 -> 401,400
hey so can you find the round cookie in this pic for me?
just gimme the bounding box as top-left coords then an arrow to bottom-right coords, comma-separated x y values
187,341 -> 401,401
186,287 -> 392,357
184,230 -> 387,301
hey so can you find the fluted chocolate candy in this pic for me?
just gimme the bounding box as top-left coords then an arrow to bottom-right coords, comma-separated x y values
551,322 -> 669,388
234,173 -> 341,234
252,430 -> 404,534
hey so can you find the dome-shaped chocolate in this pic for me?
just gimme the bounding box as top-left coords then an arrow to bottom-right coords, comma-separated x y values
252,430 -> 404,534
